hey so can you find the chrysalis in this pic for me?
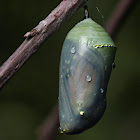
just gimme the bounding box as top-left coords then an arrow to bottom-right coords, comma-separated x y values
58,7 -> 116,135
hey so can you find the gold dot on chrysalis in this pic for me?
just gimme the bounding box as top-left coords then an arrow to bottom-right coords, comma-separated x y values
80,111 -> 84,116
59,128 -> 63,134
66,73 -> 69,79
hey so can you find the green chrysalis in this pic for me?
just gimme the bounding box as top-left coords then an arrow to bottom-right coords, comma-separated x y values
59,18 -> 116,135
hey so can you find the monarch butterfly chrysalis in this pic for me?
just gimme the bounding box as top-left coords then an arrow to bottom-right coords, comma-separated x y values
58,6 -> 116,135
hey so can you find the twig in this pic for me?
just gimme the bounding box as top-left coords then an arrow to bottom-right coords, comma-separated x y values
0,0 -> 88,89
37,106 -> 59,140
37,0 -> 138,140
105,0 -> 138,38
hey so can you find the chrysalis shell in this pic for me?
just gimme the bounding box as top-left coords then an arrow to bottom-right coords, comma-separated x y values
59,18 -> 116,134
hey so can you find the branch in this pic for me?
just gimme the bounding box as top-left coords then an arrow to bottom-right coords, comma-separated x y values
37,0 -> 138,140
0,0 -> 88,89
105,0 -> 138,38
37,106 -> 59,140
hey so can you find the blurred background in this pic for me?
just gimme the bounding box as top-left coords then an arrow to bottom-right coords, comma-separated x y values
0,0 -> 140,140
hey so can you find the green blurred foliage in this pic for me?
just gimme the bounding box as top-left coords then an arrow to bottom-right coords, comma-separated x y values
0,0 -> 140,140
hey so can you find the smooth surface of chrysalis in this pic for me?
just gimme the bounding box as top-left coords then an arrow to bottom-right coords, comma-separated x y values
59,18 -> 116,135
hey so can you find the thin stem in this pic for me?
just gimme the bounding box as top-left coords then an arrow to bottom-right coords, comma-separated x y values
84,5 -> 89,19
37,106 -> 59,140
105,0 -> 138,38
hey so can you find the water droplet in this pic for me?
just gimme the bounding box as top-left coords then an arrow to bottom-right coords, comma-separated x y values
86,75 -> 92,82
78,102 -> 82,107
70,119 -> 73,121
71,47 -> 76,54
62,115 -> 65,118
112,62 -> 116,69
61,75 -> 63,79
100,88 -> 104,93
59,127 -> 64,134
80,111 -> 84,116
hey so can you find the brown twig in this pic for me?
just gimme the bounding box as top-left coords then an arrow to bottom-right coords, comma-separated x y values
37,106 -> 59,140
38,0 -> 138,140
0,0 -> 88,89
105,0 -> 138,38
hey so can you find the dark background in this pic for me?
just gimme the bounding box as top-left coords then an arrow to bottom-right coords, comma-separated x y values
0,0 -> 140,140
